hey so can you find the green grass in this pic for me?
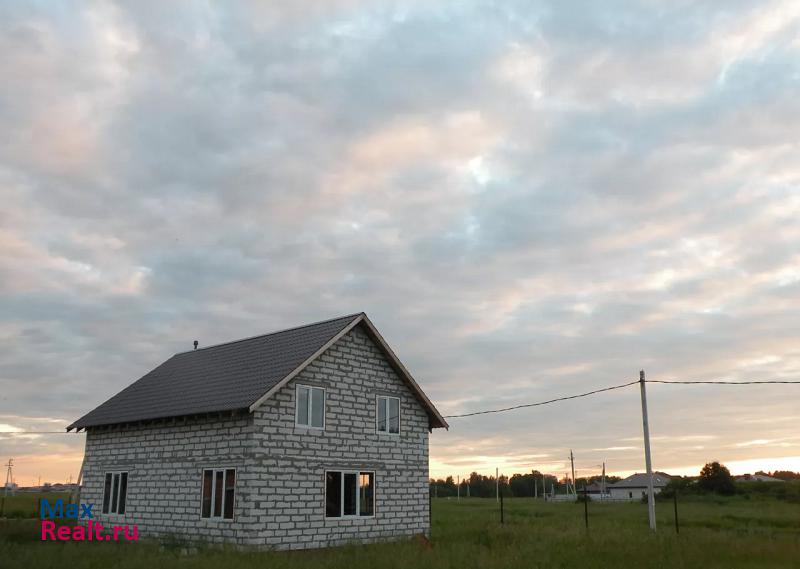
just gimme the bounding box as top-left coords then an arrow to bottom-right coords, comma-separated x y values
0,493 -> 71,519
1,497 -> 799,568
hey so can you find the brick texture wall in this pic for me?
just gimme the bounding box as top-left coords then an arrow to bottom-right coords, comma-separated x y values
246,324 -> 431,549
82,414 -> 254,543
80,324 -> 432,550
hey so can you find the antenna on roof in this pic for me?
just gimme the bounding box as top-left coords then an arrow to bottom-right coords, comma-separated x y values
193,340 -> 199,350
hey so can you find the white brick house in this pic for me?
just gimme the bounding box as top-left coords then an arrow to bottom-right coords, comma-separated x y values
68,313 -> 448,549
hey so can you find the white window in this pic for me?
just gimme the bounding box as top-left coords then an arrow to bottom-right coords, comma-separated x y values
296,385 -> 325,429
325,471 -> 375,518
376,395 -> 400,434
201,468 -> 236,520
102,471 -> 128,515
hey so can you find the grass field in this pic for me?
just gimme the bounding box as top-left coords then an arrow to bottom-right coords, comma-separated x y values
0,493 -> 71,519
1,495 -> 799,568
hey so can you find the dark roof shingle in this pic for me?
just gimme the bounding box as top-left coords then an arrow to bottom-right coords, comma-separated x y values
69,314 -> 361,429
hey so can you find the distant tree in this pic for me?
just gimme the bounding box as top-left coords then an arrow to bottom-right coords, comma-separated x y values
658,476 -> 696,499
698,462 -> 736,495
768,471 -> 800,481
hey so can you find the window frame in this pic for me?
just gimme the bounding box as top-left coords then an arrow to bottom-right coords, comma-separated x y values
375,395 -> 401,435
295,384 -> 326,430
101,471 -> 128,517
324,470 -> 376,519
199,467 -> 237,522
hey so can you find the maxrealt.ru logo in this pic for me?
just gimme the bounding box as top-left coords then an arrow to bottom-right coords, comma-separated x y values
40,499 -> 138,541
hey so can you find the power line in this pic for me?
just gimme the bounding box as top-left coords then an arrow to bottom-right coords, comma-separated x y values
0,431 -> 73,434
649,379 -> 800,385
443,377 -> 800,419
443,380 -> 640,418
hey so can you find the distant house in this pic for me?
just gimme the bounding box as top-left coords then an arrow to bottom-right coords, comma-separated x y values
608,472 -> 671,500
581,482 -> 610,501
735,474 -> 784,483
68,313 -> 447,550
584,482 -> 604,494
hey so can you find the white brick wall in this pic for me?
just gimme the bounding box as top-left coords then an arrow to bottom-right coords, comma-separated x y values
82,414 -> 254,543
80,325 -> 432,550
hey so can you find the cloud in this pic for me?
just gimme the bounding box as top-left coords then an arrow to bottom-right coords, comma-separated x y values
1,1 -> 799,483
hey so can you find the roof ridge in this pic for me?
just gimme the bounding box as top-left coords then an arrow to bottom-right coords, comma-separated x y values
174,312 -> 364,355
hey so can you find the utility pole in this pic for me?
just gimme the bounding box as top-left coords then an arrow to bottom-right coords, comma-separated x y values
3,459 -> 13,496
496,467 -> 499,502
640,370 -> 656,531
602,462 -> 606,500
570,450 -> 577,497
457,475 -> 460,501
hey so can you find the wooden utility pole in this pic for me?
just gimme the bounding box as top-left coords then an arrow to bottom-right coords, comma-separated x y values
496,467 -> 499,502
639,370 -> 656,531
1,458 -> 11,516
601,462 -> 606,500
570,450 -> 577,497
457,475 -> 460,501
3,459 -> 13,496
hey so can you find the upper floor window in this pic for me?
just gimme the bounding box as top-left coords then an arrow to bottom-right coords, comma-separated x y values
102,471 -> 128,515
296,385 -> 325,429
201,468 -> 236,520
376,395 -> 400,434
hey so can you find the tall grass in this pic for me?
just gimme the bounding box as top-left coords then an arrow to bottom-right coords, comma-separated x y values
1,497 -> 798,568
0,493 -> 71,519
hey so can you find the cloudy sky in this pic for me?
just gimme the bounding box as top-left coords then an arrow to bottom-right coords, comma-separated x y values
1,1 -> 799,486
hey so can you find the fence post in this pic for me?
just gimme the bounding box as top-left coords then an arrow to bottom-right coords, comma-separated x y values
429,488 -> 432,533
583,486 -> 589,529
500,490 -> 504,525
674,491 -> 679,534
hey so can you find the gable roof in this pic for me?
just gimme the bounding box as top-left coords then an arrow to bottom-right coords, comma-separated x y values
609,472 -> 671,489
68,313 -> 448,431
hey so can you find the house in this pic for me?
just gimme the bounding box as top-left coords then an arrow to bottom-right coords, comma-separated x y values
68,313 -> 447,550
582,482 -> 608,500
608,472 -> 671,500
735,474 -> 784,483
583,482 -> 604,495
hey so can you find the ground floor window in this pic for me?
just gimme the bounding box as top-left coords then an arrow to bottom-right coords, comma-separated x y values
102,471 -> 128,515
201,468 -> 236,520
325,471 -> 374,518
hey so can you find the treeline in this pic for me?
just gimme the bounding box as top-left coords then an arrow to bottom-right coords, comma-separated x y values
430,471 -> 621,498
658,462 -> 800,503
754,470 -> 800,480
